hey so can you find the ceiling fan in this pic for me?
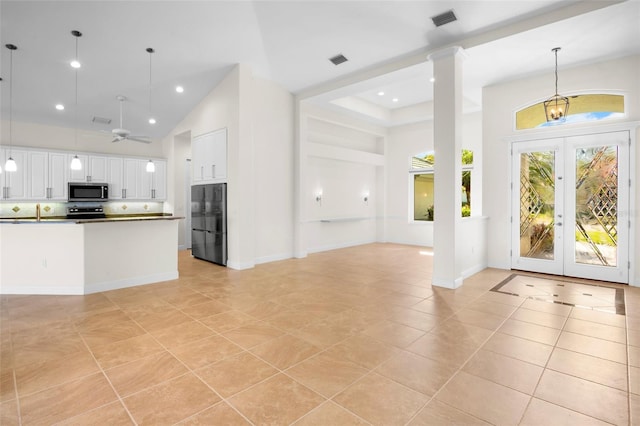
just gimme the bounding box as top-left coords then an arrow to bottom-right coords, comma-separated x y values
110,95 -> 151,143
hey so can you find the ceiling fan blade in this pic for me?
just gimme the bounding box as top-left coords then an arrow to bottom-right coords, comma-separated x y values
112,136 -> 124,143
126,137 -> 152,144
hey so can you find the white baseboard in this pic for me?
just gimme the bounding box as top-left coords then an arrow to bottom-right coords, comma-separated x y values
226,260 -> 255,270
254,252 -> 294,265
461,262 -> 488,279
307,238 -> 377,254
432,276 -> 464,289
85,271 -> 179,294
0,284 -> 85,295
0,270 -> 179,295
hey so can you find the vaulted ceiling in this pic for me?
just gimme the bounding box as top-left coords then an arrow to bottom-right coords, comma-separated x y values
1,1 -> 638,141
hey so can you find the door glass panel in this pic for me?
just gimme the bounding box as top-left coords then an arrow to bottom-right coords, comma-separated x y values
574,146 -> 618,267
519,151 -> 556,260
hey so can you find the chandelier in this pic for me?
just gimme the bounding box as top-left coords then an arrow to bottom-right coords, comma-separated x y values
543,47 -> 569,122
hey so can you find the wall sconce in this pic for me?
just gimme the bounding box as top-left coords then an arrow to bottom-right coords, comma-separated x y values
315,190 -> 323,205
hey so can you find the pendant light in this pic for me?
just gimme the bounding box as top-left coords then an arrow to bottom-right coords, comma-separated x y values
543,47 -> 570,122
70,30 -> 83,170
4,44 -> 18,172
146,47 -> 156,125
146,159 -> 155,173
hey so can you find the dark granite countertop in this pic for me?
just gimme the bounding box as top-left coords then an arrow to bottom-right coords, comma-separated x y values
0,215 -> 184,224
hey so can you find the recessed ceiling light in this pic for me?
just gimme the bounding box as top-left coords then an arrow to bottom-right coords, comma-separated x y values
392,98 -> 399,103
55,104 -> 64,110
377,91 -> 385,96
70,60 -> 81,69
148,118 -> 156,124
175,86 -> 184,93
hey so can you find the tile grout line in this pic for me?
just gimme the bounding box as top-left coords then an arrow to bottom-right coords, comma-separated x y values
513,303 -> 572,425
402,287 -> 527,426
124,294 -> 270,426
11,369 -> 22,426
73,314 -> 139,426
517,303 -> 628,425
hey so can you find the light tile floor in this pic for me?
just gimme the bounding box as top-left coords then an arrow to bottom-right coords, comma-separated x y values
1,243 -> 639,425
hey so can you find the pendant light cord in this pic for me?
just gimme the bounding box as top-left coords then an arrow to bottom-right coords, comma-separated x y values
554,48 -> 559,95
147,47 -> 154,121
74,34 -> 78,148
148,49 -> 152,114
8,45 -> 14,157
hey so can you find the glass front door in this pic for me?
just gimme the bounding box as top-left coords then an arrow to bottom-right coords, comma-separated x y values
512,131 -> 629,284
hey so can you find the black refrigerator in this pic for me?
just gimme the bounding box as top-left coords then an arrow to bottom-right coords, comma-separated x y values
191,183 -> 227,266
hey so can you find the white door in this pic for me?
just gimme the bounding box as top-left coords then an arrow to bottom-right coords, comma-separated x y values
512,131 -> 630,284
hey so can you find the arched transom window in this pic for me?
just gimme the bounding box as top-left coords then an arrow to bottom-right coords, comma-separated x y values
515,93 -> 625,130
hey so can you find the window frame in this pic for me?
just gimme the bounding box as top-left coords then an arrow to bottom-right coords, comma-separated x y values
408,153 -> 474,223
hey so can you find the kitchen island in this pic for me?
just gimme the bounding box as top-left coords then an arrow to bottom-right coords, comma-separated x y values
0,216 -> 183,295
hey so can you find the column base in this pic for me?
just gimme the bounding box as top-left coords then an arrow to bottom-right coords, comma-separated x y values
432,276 -> 464,289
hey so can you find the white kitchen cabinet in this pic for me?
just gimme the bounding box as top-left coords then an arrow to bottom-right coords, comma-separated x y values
121,158 -> 139,199
192,128 -> 226,183
136,159 -> 166,200
48,152 -> 68,199
1,148 -> 28,200
27,150 -> 68,200
0,148 -> 166,202
107,157 -> 123,200
151,159 -> 166,200
68,154 -> 108,183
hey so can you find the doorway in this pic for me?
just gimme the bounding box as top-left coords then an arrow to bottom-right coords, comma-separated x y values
511,130 -> 630,284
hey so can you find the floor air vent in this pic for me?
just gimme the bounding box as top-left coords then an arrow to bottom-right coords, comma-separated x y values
431,10 -> 457,27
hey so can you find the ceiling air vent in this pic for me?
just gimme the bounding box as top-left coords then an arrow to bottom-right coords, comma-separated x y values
329,54 -> 348,66
431,10 -> 457,27
92,116 -> 112,125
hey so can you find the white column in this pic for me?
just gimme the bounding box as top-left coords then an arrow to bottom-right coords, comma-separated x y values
428,46 -> 465,289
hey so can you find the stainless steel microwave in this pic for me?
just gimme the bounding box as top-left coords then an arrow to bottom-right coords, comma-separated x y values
68,182 -> 109,202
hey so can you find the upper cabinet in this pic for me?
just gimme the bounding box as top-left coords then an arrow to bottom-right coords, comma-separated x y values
0,147 -> 166,202
107,157 -> 124,200
68,154 -> 108,183
192,128 -> 227,184
0,148 -> 28,200
122,158 -> 167,201
27,151 -> 68,200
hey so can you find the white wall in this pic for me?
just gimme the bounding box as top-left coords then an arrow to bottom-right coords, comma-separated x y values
299,103 -> 386,254
483,55 -> 640,283
162,64 -> 294,268
385,112 -> 482,246
0,120 -> 164,158
252,76 -> 295,264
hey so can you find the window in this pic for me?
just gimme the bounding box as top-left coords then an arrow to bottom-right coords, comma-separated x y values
515,93 -> 625,130
410,150 -> 473,221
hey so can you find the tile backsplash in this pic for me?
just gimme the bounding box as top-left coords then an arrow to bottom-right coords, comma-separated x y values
0,201 -> 164,218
